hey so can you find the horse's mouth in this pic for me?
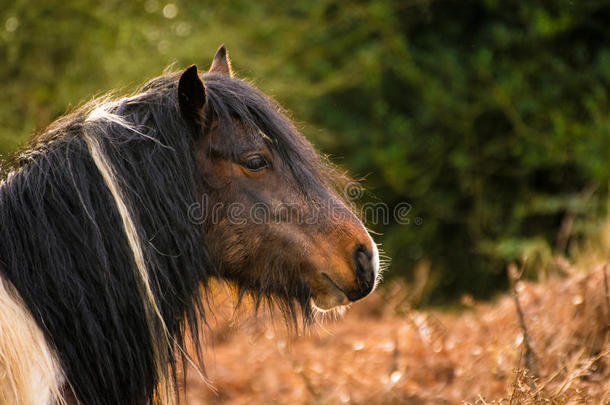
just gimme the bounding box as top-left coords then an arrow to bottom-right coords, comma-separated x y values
310,273 -> 351,311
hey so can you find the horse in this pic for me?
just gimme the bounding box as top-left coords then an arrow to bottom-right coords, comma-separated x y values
0,45 -> 380,405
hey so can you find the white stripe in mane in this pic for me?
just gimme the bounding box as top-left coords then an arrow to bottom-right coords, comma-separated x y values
82,124 -> 176,405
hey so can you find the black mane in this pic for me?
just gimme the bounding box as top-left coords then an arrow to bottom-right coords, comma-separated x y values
0,70 -> 347,404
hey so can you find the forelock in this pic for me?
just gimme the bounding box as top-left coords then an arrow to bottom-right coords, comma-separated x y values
201,74 -> 349,200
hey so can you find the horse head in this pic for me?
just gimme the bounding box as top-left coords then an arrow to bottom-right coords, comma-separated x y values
180,46 -> 380,316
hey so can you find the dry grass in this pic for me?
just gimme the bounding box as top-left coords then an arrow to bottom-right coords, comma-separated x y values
181,259 -> 610,405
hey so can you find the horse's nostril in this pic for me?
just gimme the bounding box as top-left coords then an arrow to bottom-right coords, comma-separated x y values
350,244 -> 375,301
354,244 -> 373,269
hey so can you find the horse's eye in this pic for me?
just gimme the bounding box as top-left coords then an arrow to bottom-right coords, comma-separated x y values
243,155 -> 268,172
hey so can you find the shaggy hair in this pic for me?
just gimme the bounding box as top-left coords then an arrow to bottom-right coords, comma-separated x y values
0,69 -> 350,404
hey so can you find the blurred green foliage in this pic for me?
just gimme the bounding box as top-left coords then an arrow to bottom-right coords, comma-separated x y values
2,0 -> 610,303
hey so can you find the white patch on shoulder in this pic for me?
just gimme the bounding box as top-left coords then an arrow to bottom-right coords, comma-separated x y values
0,275 -> 66,405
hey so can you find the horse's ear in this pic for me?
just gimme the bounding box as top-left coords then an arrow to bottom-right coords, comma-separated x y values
208,45 -> 233,77
178,64 -> 207,128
